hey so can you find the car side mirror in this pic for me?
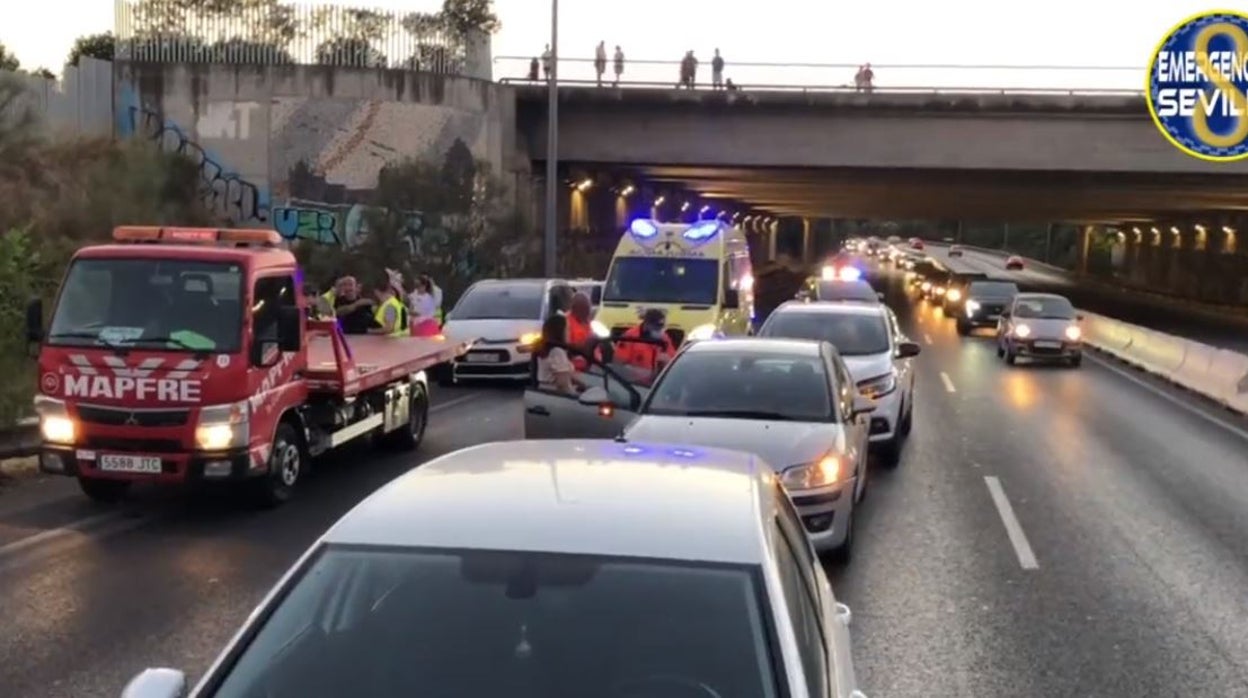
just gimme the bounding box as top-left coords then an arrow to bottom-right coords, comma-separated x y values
278,305 -> 302,351
121,668 -> 187,698
25,297 -> 43,344
851,397 -> 875,418
895,341 -> 921,358
722,288 -> 740,309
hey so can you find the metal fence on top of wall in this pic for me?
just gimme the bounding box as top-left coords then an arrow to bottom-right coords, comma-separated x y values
113,0 -> 492,79
1,58 -> 114,139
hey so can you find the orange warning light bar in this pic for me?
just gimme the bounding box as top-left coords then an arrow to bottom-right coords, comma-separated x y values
112,226 -> 283,246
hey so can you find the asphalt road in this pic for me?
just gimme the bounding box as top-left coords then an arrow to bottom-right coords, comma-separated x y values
924,245 -> 1248,354
2,274 -> 1248,696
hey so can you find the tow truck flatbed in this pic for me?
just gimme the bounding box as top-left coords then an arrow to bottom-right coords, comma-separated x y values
306,323 -> 474,397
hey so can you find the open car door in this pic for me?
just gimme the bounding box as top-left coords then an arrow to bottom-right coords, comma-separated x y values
523,338 -> 661,439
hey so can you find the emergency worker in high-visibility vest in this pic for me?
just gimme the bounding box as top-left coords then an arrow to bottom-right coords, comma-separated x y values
614,308 -> 676,372
369,270 -> 409,337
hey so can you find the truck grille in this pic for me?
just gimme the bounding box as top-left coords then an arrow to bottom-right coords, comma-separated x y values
83,436 -> 183,453
76,405 -> 189,427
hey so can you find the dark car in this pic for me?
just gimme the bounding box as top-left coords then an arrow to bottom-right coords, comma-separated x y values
940,272 -> 992,315
956,280 -> 1019,335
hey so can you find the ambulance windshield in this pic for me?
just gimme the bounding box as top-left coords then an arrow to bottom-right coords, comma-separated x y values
603,257 -> 719,306
47,258 -> 244,352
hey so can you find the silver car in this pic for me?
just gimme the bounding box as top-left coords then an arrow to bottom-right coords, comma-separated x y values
122,439 -> 867,698
996,292 -> 1085,367
528,338 -> 875,561
759,302 -> 920,466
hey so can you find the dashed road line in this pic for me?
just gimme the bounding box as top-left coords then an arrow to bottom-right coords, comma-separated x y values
923,333 -> 934,345
940,371 -> 957,393
984,476 -> 1039,570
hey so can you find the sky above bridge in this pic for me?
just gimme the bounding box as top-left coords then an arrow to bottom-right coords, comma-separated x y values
3,0 -> 1214,89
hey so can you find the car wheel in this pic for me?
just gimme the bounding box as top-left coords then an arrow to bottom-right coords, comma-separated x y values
251,422 -> 304,508
78,477 -> 130,504
383,383 -> 429,450
956,320 -> 970,336
876,436 -> 902,467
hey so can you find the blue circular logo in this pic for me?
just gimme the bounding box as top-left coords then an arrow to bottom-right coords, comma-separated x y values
1147,11 -> 1248,162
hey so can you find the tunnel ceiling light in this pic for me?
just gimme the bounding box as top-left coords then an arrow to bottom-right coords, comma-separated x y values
1224,225 -> 1235,235
699,204 -> 710,213
577,178 -> 593,192
1132,226 -> 1141,234
1170,226 -> 1180,234
620,185 -> 635,196
653,196 -> 666,206
681,202 -> 690,211
1150,226 -> 1160,234
1195,224 -> 1206,232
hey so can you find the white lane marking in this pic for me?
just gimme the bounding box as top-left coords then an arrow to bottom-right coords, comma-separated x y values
984,476 -> 1039,570
1085,353 -> 1248,443
0,391 -> 492,563
940,371 -> 957,393
923,333 -> 934,345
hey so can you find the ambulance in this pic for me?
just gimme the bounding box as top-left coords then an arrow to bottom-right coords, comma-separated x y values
595,219 -> 755,346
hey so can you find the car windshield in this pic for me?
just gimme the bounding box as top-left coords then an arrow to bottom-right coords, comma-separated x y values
451,283 -> 544,320
645,350 -> 834,421
1014,297 -> 1076,319
45,258 -> 243,352
210,545 -> 780,698
603,257 -> 719,306
816,280 -> 878,301
969,281 -> 1019,297
761,311 -> 890,356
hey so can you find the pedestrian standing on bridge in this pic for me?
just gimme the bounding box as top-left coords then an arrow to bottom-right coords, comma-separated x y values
594,41 -> 608,86
613,45 -> 625,85
527,56 -> 539,81
687,50 -> 699,88
541,44 -> 552,80
712,49 -> 725,89
861,63 -> 875,93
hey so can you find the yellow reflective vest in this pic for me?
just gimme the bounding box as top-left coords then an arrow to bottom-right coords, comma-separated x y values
373,295 -> 408,337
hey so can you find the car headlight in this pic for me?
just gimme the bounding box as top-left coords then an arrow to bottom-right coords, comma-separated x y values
34,396 -> 75,445
195,400 -> 250,451
1065,325 -> 1082,341
946,289 -> 962,302
921,281 -> 932,292
857,371 -> 897,399
686,324 -> 718,342
1013,324 -> 1032,338
934,286 -> 946,296
821,265 -> 835,280
780,454 -> 845,490
516,331 -> 542,353
965,300 -> 981,316
590,320 -> 610,338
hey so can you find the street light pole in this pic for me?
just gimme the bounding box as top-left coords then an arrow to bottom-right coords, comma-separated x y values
543,0 -> 559,277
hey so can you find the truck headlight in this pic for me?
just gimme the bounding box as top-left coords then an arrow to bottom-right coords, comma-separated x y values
34,396 -> 75,445
686,324 -> 718,342
780,455 -> 844,490
195,401 -> 250,451
857,371 -> 897,399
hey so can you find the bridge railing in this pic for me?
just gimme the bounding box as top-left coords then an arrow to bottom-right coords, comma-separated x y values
494,56 -> 1145,95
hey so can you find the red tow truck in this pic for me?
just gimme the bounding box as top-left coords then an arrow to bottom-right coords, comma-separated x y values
26,226 -> 473,506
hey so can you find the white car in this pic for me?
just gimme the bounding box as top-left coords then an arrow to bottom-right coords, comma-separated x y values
122,439 -> 867,698
527,338 -> 875,560
442,278 -> 574,383
759,301 -> 920,465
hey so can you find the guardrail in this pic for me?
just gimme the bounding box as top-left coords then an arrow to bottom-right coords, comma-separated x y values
494,56 -> 1145,95
1,417 -> 39,461
500,78 -> 1144,97
1081,312 -> 1248,417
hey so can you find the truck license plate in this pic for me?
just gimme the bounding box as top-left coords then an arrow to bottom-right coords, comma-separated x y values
1033,340 -> 1061,349
98,454 -> 162,473
464,354 -> 500,363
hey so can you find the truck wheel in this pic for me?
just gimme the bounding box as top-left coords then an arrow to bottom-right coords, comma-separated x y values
386,384 -> 429,451
252,422 -> 303,508
78,477 -> 129,503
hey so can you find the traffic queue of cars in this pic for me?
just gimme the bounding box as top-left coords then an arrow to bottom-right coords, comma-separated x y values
107,219 -> 873,697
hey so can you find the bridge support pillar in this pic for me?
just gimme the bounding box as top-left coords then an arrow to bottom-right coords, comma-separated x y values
768,224 -> 777,262
802,218 -> 812,264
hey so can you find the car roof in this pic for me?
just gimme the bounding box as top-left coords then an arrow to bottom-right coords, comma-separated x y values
324,440 -> 776,565
773,300 -> 887,318
683,336 -> 825,357
1014,292 -> 1069,301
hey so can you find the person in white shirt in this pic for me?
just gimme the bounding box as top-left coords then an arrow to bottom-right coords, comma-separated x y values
535,314 -> 589,395
407,275 -> 440,336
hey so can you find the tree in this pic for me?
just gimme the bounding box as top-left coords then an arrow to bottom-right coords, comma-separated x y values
67,32 -> 116,66
438,0 -> 500,35
0,43 -> 19,71
315,37 -> 387,68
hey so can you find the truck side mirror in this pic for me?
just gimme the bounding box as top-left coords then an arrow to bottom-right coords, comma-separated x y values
277,305 -> 302,352
25,297 -> 43,343
722,289 -> 740,309
252,339 -> 281,368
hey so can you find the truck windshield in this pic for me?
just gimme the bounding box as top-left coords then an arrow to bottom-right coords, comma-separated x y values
46,258 -> 244,352
603,257 -> 719,306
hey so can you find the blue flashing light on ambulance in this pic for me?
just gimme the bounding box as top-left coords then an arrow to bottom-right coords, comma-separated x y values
595,218 -> 756,347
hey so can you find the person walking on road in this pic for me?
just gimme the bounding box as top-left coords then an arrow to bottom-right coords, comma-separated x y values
594,41 -> 607,86
613,45 -> 625,85
711,49 -> 725,89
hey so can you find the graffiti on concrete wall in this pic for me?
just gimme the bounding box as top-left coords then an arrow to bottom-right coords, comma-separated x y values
272,198 -> 424,250
119,93 -> 271,225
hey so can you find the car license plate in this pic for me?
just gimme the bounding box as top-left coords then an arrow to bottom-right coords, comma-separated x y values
987,314 -> 1000,320
98,454 -> 162,473
464,353 -> 500,363
1033,340 -> 1061,349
